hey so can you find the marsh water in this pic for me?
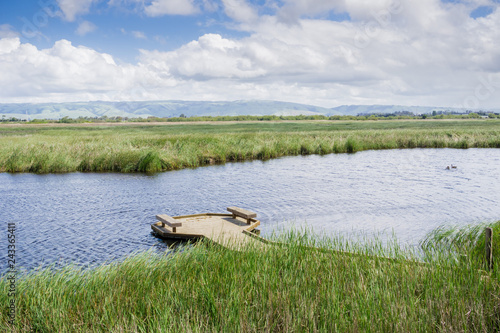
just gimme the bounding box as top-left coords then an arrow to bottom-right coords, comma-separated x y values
1,148 -> 500,272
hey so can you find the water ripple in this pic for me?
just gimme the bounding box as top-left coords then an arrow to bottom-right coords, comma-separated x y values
1,148 -> 500,272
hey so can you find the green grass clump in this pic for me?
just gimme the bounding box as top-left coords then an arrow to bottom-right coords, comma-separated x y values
1,120 -> 500,173
421,221 -> 500,272
1,230 -> 499,332
136,151 -> 167,173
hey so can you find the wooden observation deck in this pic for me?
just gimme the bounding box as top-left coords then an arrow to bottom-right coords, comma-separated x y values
151,207 -> 266,250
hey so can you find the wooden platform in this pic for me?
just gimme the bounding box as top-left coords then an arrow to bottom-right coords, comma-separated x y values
151,212 -> 266,250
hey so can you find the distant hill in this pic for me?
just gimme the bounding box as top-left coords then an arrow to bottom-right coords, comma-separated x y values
0,100 -> 339,120
1,101 -> 497,120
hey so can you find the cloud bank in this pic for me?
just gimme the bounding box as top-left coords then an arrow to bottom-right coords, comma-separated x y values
1,0 -> 500,108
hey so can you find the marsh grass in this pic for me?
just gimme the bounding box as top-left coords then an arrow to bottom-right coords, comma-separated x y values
421,221 -> 500,273
1,120 -> 499,173
1,228 -> 499,332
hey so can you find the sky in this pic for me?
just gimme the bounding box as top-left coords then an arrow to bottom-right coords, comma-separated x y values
0,0 -> 499,108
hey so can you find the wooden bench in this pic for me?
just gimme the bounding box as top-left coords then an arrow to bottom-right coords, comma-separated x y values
156,214 -> 183,233
227,206 -> 257,224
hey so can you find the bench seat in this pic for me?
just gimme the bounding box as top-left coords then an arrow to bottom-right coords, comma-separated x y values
227,206 -> 257,224
156,214 -> 182,232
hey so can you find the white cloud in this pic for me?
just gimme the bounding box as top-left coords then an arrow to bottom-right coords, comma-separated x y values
202,0 -> 219,12
144,0 -> 199,16
108,0 -> 143,6
132,31 -> 147,39
0,24 -> 20,38
221,0 -> 258,23
75,21 -> 97,36
344,0 -> 403,21
0,38 -> 133,100
2,0 -> 500,108
0,38 -> 22,55
57,0 -> 96,21
139,34 -> 266,79
120,29 -> 147,40
277,0 -> 344,24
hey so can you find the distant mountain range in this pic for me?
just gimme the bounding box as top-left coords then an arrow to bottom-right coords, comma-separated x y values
0,100 -> 497,120
0,100 -> 337,120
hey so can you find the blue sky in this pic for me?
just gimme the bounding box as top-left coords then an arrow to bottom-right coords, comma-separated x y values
1,0 -> 500,108
0,0 -> 357,63
1,0 -> 246,62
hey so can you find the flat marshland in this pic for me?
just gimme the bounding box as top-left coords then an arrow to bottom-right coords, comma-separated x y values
1,224 -> 499,332
1,119 -> 500,173
2,119 -> 500,331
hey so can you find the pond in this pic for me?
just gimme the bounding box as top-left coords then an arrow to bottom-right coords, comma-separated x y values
1,148 -> 499,272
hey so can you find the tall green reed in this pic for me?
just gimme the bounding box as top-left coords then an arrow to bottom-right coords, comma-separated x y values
1,121 -> 500,173
1,229 -> 499,332
421,221 -> 500,273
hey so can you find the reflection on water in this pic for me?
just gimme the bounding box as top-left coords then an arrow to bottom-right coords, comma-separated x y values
1,148 -> 499,272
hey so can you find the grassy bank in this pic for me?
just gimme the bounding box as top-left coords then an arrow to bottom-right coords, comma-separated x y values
1,119 -> 500,173
1,225 -> 499,332
421,220 -> 500,268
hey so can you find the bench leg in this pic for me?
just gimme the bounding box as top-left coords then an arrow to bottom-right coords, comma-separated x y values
173,227 -> 177,233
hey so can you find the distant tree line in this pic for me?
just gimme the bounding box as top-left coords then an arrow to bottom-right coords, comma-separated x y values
2,112 -> 499,124
0,115 -> 28,122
